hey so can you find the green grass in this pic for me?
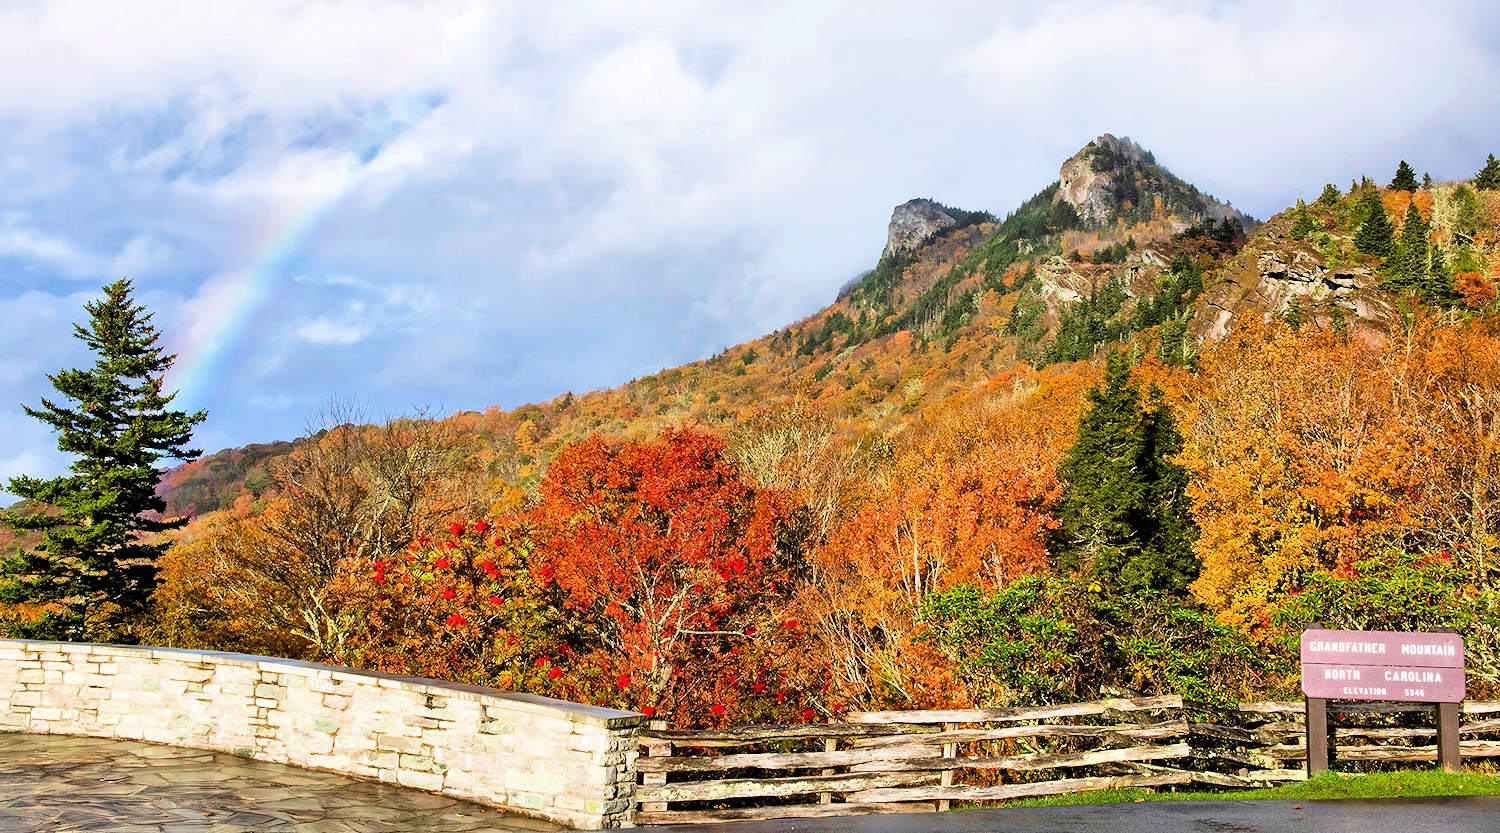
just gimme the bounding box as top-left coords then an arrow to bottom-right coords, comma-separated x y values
998,769 -> 1500,808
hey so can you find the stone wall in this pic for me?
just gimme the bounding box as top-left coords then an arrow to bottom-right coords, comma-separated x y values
0,640 -> 643,829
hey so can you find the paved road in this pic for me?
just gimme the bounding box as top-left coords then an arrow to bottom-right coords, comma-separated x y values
637,796 -> 1500,833
0,733 -> 562,833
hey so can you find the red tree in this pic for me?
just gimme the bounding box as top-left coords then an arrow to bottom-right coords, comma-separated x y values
533,428 -> 815,723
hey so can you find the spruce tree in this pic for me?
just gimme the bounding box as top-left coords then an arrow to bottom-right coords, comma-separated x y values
1288,200 -> 1317,240
1,279 -> 205,640
1425,244 -> 1453,304
1422,172 -> 1434,190
1389,160 -> 1418,192
1353,190 -> 1395,258
1055,352 -> 1199,595
1317,183 -> 1342,208
1128,387 -> 1198,591
1214,217 -> 1240,243
1385,201 -> 1430,293
1476,154 -> 1500,191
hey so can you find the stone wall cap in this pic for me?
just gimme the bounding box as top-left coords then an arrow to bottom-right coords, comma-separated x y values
0,639 -> 645,728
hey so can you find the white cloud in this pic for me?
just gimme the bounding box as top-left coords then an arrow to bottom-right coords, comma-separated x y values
295,317 -> 370,346
0,1 -> 500,122
0,216 -> 101,278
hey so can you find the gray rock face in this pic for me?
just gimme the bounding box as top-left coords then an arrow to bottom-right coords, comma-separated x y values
1055,134 -> 1252,231
1193,242 -> 1377,342
883,199 -> 957,261
1255,249 -> 1366,295
1056,136 -> 1142,227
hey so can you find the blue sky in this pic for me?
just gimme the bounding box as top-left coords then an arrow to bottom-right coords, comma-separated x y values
3,0 -> 1499,487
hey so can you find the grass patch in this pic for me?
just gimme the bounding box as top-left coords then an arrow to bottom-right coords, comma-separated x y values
997,769 -> 1500,809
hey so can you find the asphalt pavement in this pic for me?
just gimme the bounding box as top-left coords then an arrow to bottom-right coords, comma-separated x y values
634,796 -> 1500,833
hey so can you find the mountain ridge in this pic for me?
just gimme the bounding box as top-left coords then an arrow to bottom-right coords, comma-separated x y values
155,136 -> 1484,520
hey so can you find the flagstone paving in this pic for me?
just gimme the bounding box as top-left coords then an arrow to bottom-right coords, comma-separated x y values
0,733 -> 567,832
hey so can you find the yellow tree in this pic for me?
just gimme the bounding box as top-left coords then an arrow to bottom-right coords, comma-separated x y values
1185,322 -> 1425,634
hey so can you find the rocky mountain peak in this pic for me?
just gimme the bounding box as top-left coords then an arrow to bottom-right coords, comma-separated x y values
1056,134 -> 1251,231
882,198 -> 958,261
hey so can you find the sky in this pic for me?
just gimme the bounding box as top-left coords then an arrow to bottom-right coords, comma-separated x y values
2,0 -> 1499,487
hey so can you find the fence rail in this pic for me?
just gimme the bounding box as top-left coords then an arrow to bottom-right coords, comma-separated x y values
634,696 -> 1500,825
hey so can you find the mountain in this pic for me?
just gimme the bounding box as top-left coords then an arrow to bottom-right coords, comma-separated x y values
882,199 -> 958,260
157,135 -> 1471,519
1056,134 -> 1251,231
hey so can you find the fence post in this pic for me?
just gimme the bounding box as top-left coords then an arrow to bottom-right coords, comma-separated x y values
640,718 -> 670,816
1435,626 -> 1464,773
1304,697 -> 1329,776
819,737 -> 837,804
937,721 -> 956,812
1437,701 -> 1462,772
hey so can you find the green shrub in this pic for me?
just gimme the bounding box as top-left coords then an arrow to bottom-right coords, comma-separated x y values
919,575 -> 1283,706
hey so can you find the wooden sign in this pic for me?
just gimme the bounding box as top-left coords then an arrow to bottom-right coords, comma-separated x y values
1300,629 -> 1465,703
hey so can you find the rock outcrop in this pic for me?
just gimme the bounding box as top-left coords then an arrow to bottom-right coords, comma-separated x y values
882,199 -> 957,261
1056,134 -> 1252,231
1192,240 -> 1381,341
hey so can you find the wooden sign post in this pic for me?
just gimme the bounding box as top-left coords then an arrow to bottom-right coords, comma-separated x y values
1300,628 -> 1466,775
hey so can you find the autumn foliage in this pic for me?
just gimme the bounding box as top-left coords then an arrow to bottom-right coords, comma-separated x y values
530,429 -> 823,722
139,165 -> 1500,717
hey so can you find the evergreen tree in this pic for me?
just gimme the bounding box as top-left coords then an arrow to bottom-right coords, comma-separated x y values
1128,387 -> 1198,590
1425,244 -> 1454,304
1317,183 -> 1342,208
1288,199 -> 1317,240
1353,190 -> 1395,258
1389,160 -> 1418,192
1385,201 -> 1430,293
1055,352 -> 1199,595
1477,154 -> 1500,191
1422,172 -> 1434,190
1,279 -> 205,640
1213,217 -> 1240,243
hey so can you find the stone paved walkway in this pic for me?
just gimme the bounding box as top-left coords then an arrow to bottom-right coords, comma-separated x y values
0,734 -> 567,832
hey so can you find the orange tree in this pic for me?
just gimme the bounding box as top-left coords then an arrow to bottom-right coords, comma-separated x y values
530,428 -> 820,725
802,396 -> 1061,709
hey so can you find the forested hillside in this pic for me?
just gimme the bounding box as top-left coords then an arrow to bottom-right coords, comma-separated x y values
47,137 -> 1500,725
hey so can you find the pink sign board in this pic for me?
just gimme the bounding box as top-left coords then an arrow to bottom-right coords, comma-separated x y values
1300,629 -> 1465,703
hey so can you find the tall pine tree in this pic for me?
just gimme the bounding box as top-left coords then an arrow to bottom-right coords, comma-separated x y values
1477,154 -> 1500,191
1,279 -> 205,640
1425,244 -> 1453,304
1055,352 -> 1199,595
1389,160 -> 1418,192
1353,190 -> 1395,258
1384,201 -> 1430,293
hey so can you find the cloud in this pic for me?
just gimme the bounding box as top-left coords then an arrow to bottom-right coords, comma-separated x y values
295,317 -> 370,346
0,216 -> 103,278
1,0 -> 1498,470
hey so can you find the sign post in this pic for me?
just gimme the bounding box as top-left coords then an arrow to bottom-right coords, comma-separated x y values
1300,628 -> 1466,775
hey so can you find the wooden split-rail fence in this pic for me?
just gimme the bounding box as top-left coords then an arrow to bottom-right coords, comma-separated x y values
632,695 -> 1500,826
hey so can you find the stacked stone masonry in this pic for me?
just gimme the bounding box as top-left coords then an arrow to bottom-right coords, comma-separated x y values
0,640 -> 644,829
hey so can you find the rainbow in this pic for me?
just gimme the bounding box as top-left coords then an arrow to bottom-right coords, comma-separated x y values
165,96 -> 439,411
166,198 -> 339,412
